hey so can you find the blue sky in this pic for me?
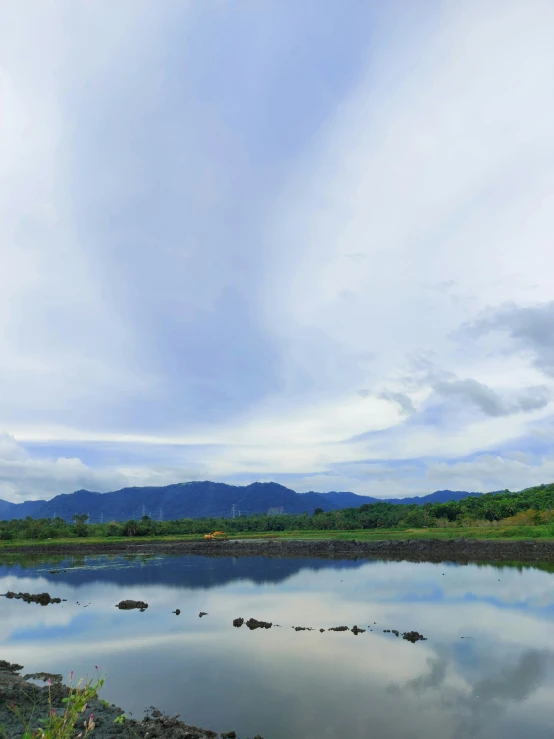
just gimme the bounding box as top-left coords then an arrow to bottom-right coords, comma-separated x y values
1,0 -> 554,502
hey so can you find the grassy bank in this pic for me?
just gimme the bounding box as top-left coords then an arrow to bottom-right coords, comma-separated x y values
2,524 -> 554,551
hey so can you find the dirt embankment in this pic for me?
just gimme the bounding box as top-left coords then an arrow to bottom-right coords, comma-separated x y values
2,537 -> 554,564
0,661 -> 254,739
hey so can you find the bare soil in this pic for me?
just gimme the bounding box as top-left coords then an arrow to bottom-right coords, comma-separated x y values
1,537 -> 554,564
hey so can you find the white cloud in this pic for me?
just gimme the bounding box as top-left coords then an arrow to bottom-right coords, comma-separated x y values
1,1 -> 554,499
426,454 -> 554,493
0,433 -> 207,502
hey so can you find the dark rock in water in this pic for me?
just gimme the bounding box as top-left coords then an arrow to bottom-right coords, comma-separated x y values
402,631 -> 427,643
383,629 -> 391,633
328,626 -> 349,632
233,617 -> 244,627
4,592 -> 62,606
116,600 -> 148,612
173,609 -> 181,615
392,630 -> 399,637
199,611 -> 208,617
246,618 -> 272,630
319,629 -> 325,633
351,625 -> 365,635
293,626 -> 313,631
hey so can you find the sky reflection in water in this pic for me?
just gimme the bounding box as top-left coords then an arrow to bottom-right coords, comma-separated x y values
1,554 -> 553,739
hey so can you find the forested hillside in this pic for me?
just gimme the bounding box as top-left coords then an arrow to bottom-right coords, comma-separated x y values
1,483 -> 553,541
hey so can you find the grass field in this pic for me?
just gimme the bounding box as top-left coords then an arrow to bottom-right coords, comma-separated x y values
1,524 -> 554,550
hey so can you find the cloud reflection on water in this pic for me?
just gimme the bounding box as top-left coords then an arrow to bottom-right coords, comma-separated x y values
0,555 -> 553,738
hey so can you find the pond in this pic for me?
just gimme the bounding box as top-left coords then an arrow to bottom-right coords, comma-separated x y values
1,553 -> 553,738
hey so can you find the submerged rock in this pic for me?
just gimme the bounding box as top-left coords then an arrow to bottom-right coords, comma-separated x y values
351,625 -> 365,635
293,626 -> 313,631
173,609 -> 181,615
199,611 -> 208,617
392,630 -> 399,637
116,600 -> 148,612
319,628 -> 325,633
246,618 -> 272,630
328,626 -> 349,632
232,617 -> 244,627
4,592 -> 62,606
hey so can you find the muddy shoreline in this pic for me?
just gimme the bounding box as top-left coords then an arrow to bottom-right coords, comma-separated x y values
0,661 -> 256,738
2,537 -> 554,564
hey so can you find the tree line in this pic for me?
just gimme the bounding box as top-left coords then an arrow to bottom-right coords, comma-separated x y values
1,483 -> 554,541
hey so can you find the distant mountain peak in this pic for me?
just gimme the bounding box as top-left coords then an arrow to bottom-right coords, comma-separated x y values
0,481 -> 482,522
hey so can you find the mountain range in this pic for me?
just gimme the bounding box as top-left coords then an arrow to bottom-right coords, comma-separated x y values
0,481 -> 482,522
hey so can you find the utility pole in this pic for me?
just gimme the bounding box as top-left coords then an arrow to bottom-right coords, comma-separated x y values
142,504 -> 146,518
232,504 -> 237,519
100,512 -> 104,525
158,508 -> 163,522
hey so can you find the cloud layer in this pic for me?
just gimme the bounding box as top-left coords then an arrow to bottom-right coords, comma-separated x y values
1,0 -> 554,501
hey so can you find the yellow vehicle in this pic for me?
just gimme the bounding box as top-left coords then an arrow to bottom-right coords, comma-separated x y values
204,531 -> 227,540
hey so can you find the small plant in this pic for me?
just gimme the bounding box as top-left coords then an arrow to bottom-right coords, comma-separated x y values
8,669 -> 104,739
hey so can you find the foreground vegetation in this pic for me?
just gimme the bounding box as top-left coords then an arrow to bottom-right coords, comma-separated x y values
2,483 -> 554,545
2,671 -> 103,739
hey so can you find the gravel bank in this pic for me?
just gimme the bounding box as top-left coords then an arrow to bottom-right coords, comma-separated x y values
1,537 -> 554,564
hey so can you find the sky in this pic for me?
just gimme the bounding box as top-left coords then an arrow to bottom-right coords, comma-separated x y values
1,0 -> 554,503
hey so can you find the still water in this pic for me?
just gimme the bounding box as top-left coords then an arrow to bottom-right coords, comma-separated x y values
1,552 -> 554,739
